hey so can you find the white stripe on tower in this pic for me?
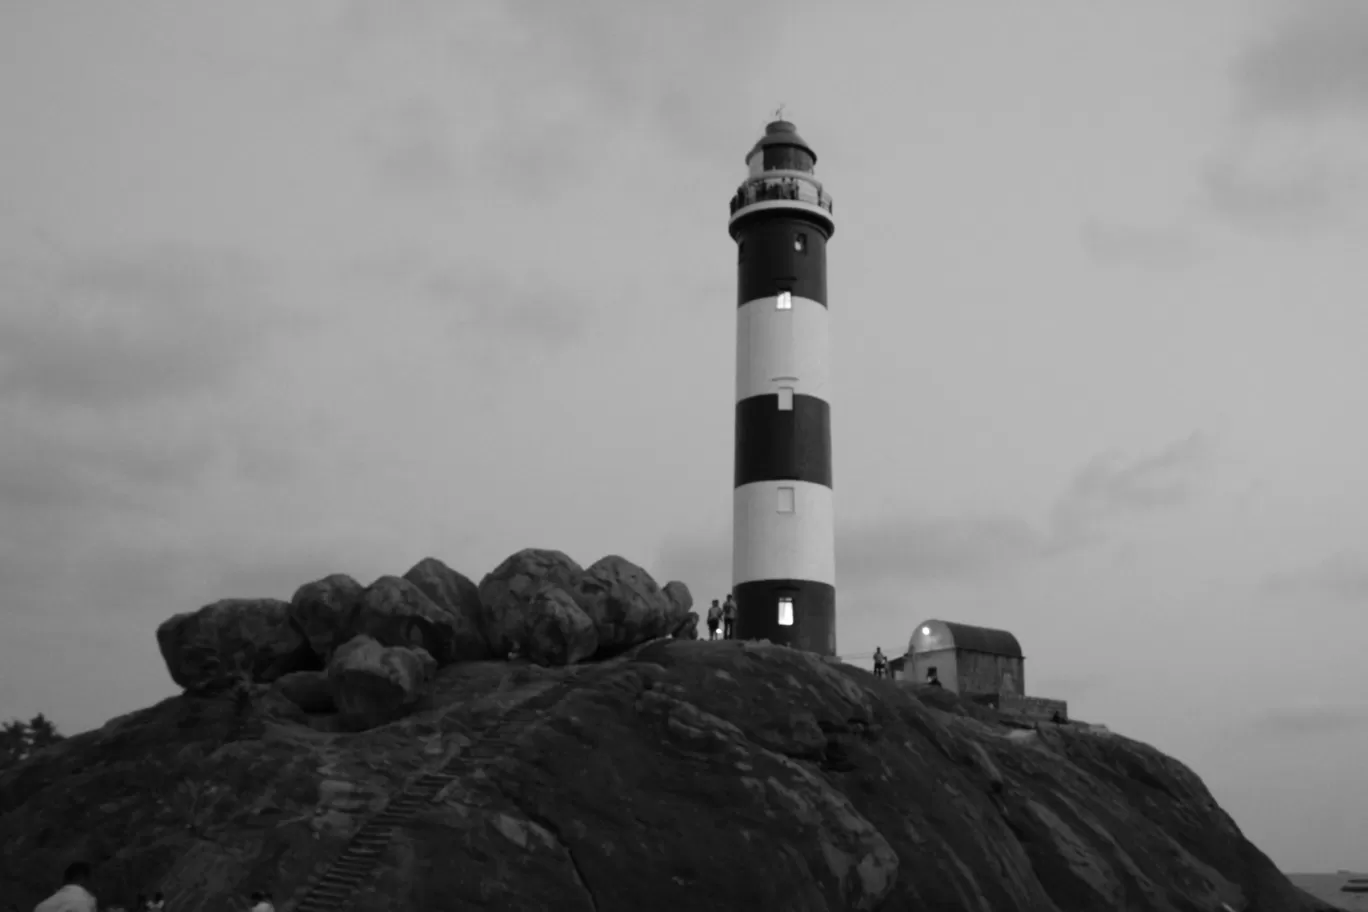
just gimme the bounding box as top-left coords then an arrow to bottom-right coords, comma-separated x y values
729,117 -> 836,657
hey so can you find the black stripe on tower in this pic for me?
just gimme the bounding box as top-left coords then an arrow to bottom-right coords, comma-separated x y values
734,394 -> 831,487
733,579 -> 836,654
735,214 -> 829,308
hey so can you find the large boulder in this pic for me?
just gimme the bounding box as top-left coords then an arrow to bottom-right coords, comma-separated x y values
401,557 -> 489,661
662,580 -> 693,634
478,548 -> 586,658
272,670 -> 336,714
571,555 -> 673,657
288,573 -> 364,661
671,611 -> 700,640
156,598 -> 315,694
349,576 -> 464,666
327,635 -> 435,728
520,587 -> 599,666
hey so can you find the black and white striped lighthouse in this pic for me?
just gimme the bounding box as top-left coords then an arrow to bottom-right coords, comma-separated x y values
729,116 -> 836,657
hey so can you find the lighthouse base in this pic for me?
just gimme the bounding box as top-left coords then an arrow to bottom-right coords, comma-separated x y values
733,579 -> 835,656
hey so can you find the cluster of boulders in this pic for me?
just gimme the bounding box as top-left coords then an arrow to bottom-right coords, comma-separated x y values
154,549 -> 697,728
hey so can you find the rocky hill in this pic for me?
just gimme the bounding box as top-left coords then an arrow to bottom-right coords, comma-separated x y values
0,549 -> 1338,911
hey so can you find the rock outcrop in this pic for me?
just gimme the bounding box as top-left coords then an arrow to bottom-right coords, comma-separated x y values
154,551 -> 690,712
328,635 -> 436,729
288,573 -> 364,662
401,557 -> 488,662
272,669 -> 335,714
671,610 -> 700,639
572,555 -> 675,657
0,639 -> 1336,912
662,579 -> 694,637
520,586 -> 598,666
348,575 -> 464,665
477,548 -> 586,658
155,598 -> 317,694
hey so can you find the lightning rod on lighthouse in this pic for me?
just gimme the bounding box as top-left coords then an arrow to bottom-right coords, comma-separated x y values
728,116 -> 836,656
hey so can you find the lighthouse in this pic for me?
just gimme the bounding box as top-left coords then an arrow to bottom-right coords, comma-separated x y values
729,117 -> 836,656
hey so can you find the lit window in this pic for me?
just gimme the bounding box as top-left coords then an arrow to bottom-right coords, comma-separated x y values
777,386 -> 793,410
776,291 -> 792,310
777,486 -> 794,513
794,233 -> 807,253
778,596 -> 794,626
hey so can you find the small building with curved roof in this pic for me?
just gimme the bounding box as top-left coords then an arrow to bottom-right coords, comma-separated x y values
889,619 -> 1025,697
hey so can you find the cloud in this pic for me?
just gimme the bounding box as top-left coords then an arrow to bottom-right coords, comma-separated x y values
0,243 -> 315,623
1079,220 -> 1201,270
0,243 -> 303,532
422,265 -> 596,348
1201,2 -> 1368,234
346,249 -> 599,352
1199,159 -> 1348,233
659,432 -> 1211,594
1264,553 -> 1368,600
1250,705 -> 1368,738
1045,432 -> 1210,551
1234,0 -> 1368,124
341,0 -> 792,197
359,98 -> 459,189
0,244 -> 290,409
0,407 -> 217,516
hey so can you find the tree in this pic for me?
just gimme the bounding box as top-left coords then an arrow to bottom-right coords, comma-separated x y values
0,714 -> 65,771
27,713 -> 61,749
0,719 -> 29,767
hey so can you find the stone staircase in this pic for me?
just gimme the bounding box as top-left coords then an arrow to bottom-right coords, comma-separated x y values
286,669 -> 591,912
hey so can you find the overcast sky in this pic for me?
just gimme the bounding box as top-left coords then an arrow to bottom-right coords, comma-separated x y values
2,0 -> 1366,872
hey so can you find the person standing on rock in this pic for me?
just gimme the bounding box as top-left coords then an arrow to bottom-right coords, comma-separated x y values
33,861 -> 98,912
706,600 -> 722,639
872,648 -> 887,679
722,594 -> 737,639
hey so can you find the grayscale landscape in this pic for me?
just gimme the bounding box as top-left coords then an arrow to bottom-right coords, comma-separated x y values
1,1 -> 1365,909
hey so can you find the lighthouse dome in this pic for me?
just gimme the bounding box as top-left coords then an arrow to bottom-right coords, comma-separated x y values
746,119 -> 817,172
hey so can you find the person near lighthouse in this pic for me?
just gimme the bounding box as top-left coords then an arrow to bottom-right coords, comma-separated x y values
722,594 -> 737,639
706,600 -> 722,639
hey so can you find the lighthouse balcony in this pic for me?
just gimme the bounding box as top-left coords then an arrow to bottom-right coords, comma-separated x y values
729,177 -> 834,235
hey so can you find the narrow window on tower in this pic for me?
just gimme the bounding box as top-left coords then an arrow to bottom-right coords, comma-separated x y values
777,595 -> 795,626
794,232 -> 807,254
738,240 -> 746,262
777,386 -> 793,410
776,291 -> 792,310
777,486 -> 795,513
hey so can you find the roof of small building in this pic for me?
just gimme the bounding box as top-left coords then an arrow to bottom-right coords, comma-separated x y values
908,619 -> 1023,659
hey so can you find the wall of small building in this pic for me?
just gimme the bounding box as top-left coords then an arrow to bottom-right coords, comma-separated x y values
910,651 -> 1025,696
908,649 -> 958,692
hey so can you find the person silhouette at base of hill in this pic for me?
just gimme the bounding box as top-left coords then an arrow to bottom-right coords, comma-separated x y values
32,861 -> 97,912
